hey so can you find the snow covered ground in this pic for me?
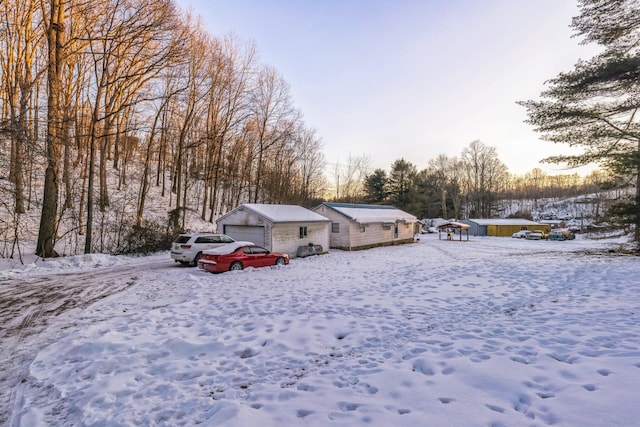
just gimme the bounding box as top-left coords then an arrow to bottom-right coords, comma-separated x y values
1,233 -> 639,427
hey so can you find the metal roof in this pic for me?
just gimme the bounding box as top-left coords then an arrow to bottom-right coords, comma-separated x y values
318,202 -> 417,224
219,204 -> 330,224
463,218 -> 541,226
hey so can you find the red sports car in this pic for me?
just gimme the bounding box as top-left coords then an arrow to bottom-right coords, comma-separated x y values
197,241 -> 290,273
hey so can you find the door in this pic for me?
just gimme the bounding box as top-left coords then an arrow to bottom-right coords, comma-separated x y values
223,225 -> 266,247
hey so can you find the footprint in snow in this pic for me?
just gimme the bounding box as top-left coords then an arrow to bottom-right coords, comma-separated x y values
411,359 -> 435,375
337,401 -> 361,411
485,404 -> 505,413
296,409 -> 314,418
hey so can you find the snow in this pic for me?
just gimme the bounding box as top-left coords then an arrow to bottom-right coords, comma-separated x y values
321,203 -> 417,224
229,204 -> 331,223
2,233 -> 640,426
465,218 -> 542,226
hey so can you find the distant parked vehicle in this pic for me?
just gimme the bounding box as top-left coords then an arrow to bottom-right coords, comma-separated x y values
171,233 -> 235,266
525,230 -> 544,240
548,229 -> 576,241
198,241 -> 289,273
537,230 -> 549,239
512,230 -> 531,238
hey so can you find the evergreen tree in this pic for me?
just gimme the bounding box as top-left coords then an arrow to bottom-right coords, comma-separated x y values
388,159 -> 420,214
519,0 -> 640,243
363,169 -> 388,204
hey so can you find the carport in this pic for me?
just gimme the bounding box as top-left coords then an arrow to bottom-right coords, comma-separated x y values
437,222 -> 470,241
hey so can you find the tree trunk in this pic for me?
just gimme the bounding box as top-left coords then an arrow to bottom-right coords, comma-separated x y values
635,140 -> 640,243
37,0 -> 65,258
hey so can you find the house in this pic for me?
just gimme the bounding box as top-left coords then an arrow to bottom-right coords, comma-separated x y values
459,218 -> 552,237
312,202 -> 418,250
216,204 -> 330,257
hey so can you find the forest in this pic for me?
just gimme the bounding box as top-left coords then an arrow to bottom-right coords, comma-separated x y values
0,0 -> 636,261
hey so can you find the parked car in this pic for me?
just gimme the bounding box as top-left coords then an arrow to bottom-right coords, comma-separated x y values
525,230 -> 545,240
535,229 -> 549,239
171,233 -> 235,266
548,229 -> 576,241
512,230 -> 531,238
198,241 -> 289,273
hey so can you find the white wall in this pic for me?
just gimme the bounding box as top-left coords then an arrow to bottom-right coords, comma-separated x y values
313,207 -> 352,249
313,205 -> 415,250
218,206 -> 330,256
272,223 -> 330,257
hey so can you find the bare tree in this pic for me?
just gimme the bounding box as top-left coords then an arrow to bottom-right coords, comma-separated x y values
461,140 -> 508,218
248,65 -> 297,203
201,36 -> 255,222
295,126 -> 326,206
36,0 -> 65,257
0,0 -> 45,216
83,0 -> 183,251
169,15 -> 210,230
331,154 -> 371,202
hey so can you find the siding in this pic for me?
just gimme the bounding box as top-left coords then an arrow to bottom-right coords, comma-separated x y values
461,219 -> 552,237
345,221 -> 414,250
272,223 -> 330,256
320,209 -> 353,249
217,206 -> 330,256
487,224 -> 551,237
314,205 -> 415,250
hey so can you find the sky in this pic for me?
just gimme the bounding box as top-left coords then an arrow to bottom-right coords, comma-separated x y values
178,0 -> 599,177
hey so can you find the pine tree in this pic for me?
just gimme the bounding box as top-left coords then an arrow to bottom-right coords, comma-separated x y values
519,0 -> 640,243
363,169 -> 388,204
387,159 -> 420,214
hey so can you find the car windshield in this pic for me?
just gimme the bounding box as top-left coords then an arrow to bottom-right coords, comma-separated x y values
174,235 -> 191,244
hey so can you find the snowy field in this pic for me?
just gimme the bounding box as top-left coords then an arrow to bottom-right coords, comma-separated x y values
1,234 -> 639,427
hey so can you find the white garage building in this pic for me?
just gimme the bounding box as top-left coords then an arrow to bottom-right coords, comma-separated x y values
216,204 -> 330,257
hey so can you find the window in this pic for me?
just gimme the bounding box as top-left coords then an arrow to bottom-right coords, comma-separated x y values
196,236 -> 216,243
299,226 -> 308,238
360,224 -> 366,233
331,223 -> 340,233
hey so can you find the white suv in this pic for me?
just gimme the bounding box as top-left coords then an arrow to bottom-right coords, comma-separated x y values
170,233 -> 235,266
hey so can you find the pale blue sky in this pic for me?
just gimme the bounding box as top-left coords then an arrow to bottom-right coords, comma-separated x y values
177,0 -> 598,176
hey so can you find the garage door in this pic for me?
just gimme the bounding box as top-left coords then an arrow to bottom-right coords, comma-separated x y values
223,225 -> 265,247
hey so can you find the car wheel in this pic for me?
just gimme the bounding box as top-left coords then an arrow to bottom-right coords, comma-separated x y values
275,257 -> 285,266
191,252 -> 202,267
230,262 -> 243,271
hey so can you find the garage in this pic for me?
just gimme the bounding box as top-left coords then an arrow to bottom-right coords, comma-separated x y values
216,204 -> 330,257
223,225 -> 265,247
459,218 -> 551,236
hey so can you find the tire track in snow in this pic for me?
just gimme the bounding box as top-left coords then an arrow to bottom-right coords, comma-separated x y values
0,258 -> 169,426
